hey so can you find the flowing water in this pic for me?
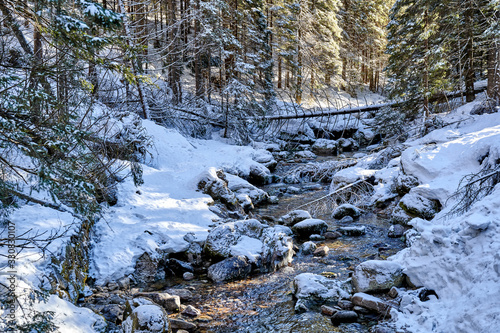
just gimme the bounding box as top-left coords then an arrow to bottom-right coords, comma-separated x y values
167,172 -> 405,332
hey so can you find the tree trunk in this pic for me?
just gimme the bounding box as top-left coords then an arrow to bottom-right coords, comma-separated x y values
464,2 -> 475,103
487,40 -> 499,101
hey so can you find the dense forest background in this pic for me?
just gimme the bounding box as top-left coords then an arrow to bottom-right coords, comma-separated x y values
0,0 -> 499,226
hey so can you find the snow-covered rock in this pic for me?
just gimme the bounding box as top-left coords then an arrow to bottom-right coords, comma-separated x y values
226,173 -> 270,207
312,139 -> 338,155
293,273 -> 351,312
196,168 -> 240,210
291,218 -> 328,238
207,256 -> 252,282
398,191 -> 440,220
278,209 -> 312,226
301,241 -> 317,255
352,260 -> 405,293
122,304 -> 170,333
332,203 -> 362,219
351,292 -> 392,316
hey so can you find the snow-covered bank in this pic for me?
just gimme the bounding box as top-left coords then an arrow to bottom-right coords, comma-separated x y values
90,121 -> 271,285
387,104 -> 500,332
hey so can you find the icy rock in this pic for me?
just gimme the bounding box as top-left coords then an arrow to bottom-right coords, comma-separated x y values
133,252 -> 164,285
339,226 -> 366,236
226,173 -> 270,207
331,167 -> 377,187
292,219 -> 328,238
338,299 -> 354,310
278,209 -> 312,226
338,138 -> 359,152
388,224 -> 405,238
294,150 -> 317,159
196,168 -> 240,210
101,304 -> 124,324
312,139 -> 338,155
134,292 -> 181,313
122,304 -> 170,333
352,260 -> 405,293
391,205 -> 413,226
398,191 -> 440,220
301,241 -> 317,255
394,174 -> 419,196
207,256 -> 252,282
287,186 -> 301,194
404,228 -> 420,247
340,216 -> 354,223
313,245 -> 329,257
310,234 -> 325,241
351,292 -> 392,316
331,311 -> 358,325
332,204 -> 362,219
248,163 -> 272,185
293,273 -> 351,311
259,225 -> 294,272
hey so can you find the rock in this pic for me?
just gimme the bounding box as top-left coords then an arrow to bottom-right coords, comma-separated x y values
278,210 -> 312,226
170,318 -> 197,331
303,184 -> 323,191
388,287 -> 399,298
388,224 -> 405,238
207,256 -> 252,282
133,252 -> 164,285
338,300 -> 354,310
292,219 -> 328,238
338,138 -> 359,152
183,272 -> 194,281
310,234 -> 325,241
195,315 -> 213,323
332,204 -> 362,219
331,311 -> 358,325
339,226 -> 366,236
351,292 -> 392,316
312,139 -> 338,155
339,216 -> 354,223
122,304 -> 170,333
294,150 -> 317,159
107,281 -> 118,291
301,241 -> 317,255
324,231 -> 342,240
395,174 -> 419,196
196,168 -> 241,210
134,292 -> 181,313
117,277 -> 131,290
404,228 -> 420,247
101,304 -> 124,324
398,192 -> 440,220
226,173 -> 270,207
287,186 -> 301,194
352,260 -> 405,293
321,305 -> 338,316
293,273 -> 351,311
313,246 -> 329,257
259,225 -> 294,272
165,258 -> 194,276
182,305 -> 201,317
248,163 -> 272,185
164,289 -> 193,302
391,205 -> 413,226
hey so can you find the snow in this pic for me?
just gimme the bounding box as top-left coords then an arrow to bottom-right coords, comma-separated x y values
90,121 -> 272,284
230,236 -> 264,263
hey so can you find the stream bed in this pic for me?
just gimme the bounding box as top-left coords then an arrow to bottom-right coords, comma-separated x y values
167,177 -> 404,332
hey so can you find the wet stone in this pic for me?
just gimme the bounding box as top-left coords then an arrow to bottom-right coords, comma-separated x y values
170,318 -> 197,331
352,292 -> 392,316
207,256 -> 252,282
340,216 -> 354,223
324,231 -> 342,240
310,234 -> 325,241
388,287 -> 399,298
301,241 -> 317,255
182,305 -> 201,317
321,305 -> 338,316
183,272 -> 194,281
388,224 -> 405,238
313,246 -> 329,257
339,226 -> 366,236
331,310 -> 358,325
338,299 -> 354,310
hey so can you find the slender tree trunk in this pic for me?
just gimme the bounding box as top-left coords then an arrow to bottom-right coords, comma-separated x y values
464,2 -> 475,102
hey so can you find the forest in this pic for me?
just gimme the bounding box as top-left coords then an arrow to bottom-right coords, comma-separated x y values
0,0 -> 500,332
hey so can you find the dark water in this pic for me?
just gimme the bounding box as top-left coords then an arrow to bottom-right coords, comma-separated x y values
168,183 -> 404,332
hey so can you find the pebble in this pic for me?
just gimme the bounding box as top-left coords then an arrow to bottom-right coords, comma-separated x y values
388,287 -> 399,298
182,305 -> 201,317
310,234 -> 325,241
388,224 -> 405,238
321,305 -> 338,316
324,231 -> 342,240
313,246 -> 329,257
331,310 -> 358,325
340,216 -> 354,223
170,319 -> 197,331
183,272 -> 195,281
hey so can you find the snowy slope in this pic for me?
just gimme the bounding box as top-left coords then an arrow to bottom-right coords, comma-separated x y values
90,120 -> 268,284
388,104 -> 500,332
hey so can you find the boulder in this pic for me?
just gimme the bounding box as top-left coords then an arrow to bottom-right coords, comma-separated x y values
293,273 -> 351,311
207,256 -> 252,282
133,292 -> 181,313
259,225 -> 294,272
337,138 -> 359,152
226,173 -> 270,207
332,204 -> 362,219
122,304 -> 170,333
312,139 -> 338,155
278,210 -> 312,226
339,216 -> 354,223
248,163 -> 272,185
310,234 -> 325,241
292,219 -> 328,238
391,205 -> 413,226
352,260 -> 405,293
351,292 -> 392,316
313,246 -> 329,257
394,174 -> 419,196
398,191 -> 440,220
388,224 -> 405,238
170,319 -> 197,331
182,305 -> 201,317
324,231 -> 342,240
301,241 -> 317,255
331,311 -> 358,325
133,252 -> 164,285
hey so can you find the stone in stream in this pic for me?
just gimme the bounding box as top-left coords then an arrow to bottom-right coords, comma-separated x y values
183,272 -> 194,281
293,273 -> 351,312
321,305 -> 338,316
388,224 -> 405,238
351,292 -> 392,317
292,219 -> 328,238
313,245 -> 329,257
134,292 -> 181,313
338,299 -> 354,310
339,216 -> 354,223
278,210 -> 312,226
332,203 -> 362,219
310,234 -> 325,241
324,231 -> 342,240
170,318 -> 197,331
207,256 -> 252,283
352,260 -> 405,293
312,139 -> 338,155
182,305 -> 201,317
339,226 -> 366,236
122,304 -> 170,333
301,241 -> 317,255
331,310 -> 358,325
164,288 -> 193,302
388,287 -> 399,298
